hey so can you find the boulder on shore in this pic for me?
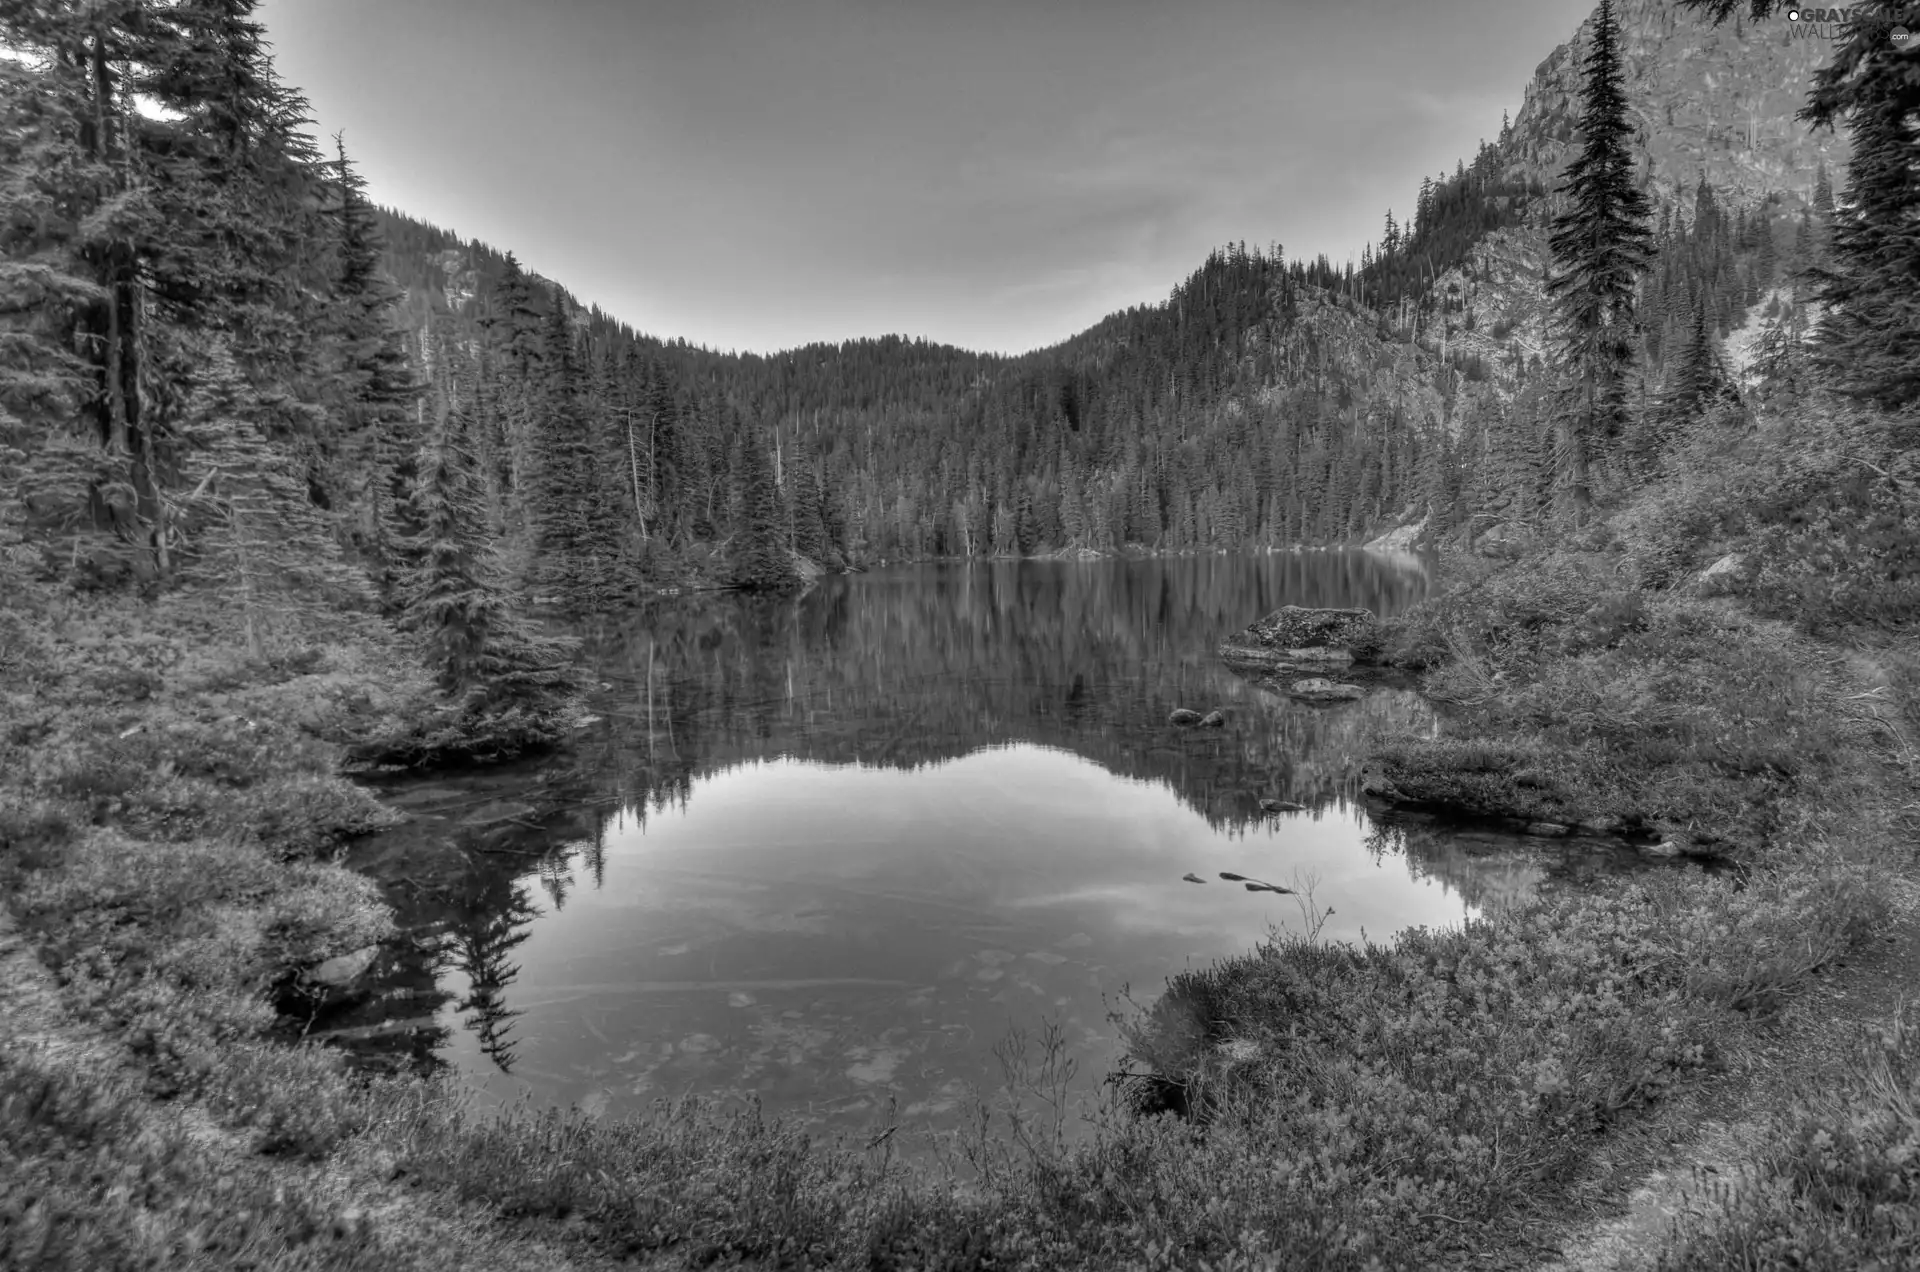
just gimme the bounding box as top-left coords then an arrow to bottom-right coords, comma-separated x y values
1221,607 -> 1374,660
1695,552 -> 1746,591
305,946 -> 379,989
1474,522 -> 1534,559
1288,678 -> 1364,704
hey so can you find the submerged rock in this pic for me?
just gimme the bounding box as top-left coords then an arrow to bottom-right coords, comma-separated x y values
1288,678 -> 1365,704
459,800 -> 538,828
1358,762 -> 1402,799
1169,708 -> 1205,727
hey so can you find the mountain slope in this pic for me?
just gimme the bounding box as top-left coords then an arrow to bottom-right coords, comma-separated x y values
359,0 -> 1843,582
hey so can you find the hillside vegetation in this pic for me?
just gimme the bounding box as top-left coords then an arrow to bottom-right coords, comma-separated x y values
3,0 -> 1919,1269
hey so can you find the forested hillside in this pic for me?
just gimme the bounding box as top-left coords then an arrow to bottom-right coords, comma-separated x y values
1,0 -> 1863,626
342,0 -> 1852,603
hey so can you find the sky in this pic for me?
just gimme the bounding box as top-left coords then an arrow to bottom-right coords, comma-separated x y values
256,0 -> 1597,357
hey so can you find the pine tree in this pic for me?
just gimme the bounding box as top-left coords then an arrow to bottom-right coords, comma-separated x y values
1681,1 -> 1918,410
527,292 -> 596,604
1753,301 -> 1810,403
177,340 -> 377,658
729,423 -> 797,591
399,356 -> 579,714
1659,292 -> 1737,430
1800,5 -> 1920,411
327,139 -> 420,557
786,437 -> 831,564
0,3 -> 176,581
1543,0 -> 1654,518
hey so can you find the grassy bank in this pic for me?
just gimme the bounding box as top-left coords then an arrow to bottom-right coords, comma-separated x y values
5,400 -> 1918,1270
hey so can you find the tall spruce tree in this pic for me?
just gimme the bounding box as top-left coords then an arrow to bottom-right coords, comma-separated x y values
177,339 -> 376,658
1544,0 -> 1654,518
400,352 -> 579,715
328,139 -> 419,559
1680,2 -> 1918,410
729,422 -> 798,591
1660,292 -> 1738,428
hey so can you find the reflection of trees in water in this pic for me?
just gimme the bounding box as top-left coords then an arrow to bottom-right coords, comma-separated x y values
572,555 -> 1433,831
335,761 -> 613,1077
340,555 -> 1438,1075
446,879 -> 541,1073
1367,813 -> 1656,914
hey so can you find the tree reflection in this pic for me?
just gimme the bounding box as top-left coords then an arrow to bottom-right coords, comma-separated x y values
447,880 -> 540,1073
572,553 -> 1435,834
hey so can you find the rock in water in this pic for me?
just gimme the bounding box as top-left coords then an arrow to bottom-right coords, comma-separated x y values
307,946 -> 378,988
1182,872 -> 1206,884
1220,605 -> 1382,662
1288,678 -> 1364,704
1168,708 -> 1205,727
1358,762 -> 1402,800
1260,799 -> 1306,813
1199,710 -> 1226,728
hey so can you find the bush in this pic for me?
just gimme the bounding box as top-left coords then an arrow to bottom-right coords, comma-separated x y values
1657,1008 -> 1920,1269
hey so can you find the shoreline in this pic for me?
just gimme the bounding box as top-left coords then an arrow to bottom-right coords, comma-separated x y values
3,539 -> 1915,1269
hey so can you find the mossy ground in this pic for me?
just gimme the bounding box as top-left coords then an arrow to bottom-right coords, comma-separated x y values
5,396 -> 1919,1270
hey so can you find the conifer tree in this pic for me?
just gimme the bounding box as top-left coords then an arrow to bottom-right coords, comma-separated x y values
1799,5 -> 1920,411
1753,301 -> 1810,403
1544,0 -> 1654,518
1681,1 -> 1918,410
729,422 -> 798,591
399,353 -> 579,714
528,293 -> 591,602
177,340 -> 377,658
328,139 -> 419,554
1659,292 -> 1738,429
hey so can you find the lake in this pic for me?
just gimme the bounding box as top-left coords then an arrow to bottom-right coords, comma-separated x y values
330,551 -> 1651,1151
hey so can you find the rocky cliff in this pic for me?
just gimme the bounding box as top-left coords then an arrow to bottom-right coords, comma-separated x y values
1505,0 -> 1848,211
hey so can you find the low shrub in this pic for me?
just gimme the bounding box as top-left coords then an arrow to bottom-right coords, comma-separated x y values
0,1043 -> 390,1270
1656,1007 -> 1920,1270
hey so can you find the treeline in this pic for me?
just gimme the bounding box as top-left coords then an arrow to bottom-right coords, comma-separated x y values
0,1 -> 580,757
5,0 -> 1894,635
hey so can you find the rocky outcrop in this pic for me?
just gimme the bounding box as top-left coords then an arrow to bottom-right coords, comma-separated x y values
1474,522 -> 1536,559
305,946 -> 379,990
1288,678 -> 1365,705
1502,0 -> 1847,214
1695,552 -> 1746,591
1363,518 -> 1430,554
1219,606 -> 1382,665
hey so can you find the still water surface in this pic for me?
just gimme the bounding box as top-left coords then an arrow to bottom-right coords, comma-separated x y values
339,553 -> 1635,1146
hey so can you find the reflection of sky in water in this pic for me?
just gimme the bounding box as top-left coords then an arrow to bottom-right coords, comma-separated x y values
437,744 -> 1488,1146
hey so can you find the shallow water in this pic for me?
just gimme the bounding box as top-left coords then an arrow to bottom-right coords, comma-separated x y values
334,552 -> 1652,1148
